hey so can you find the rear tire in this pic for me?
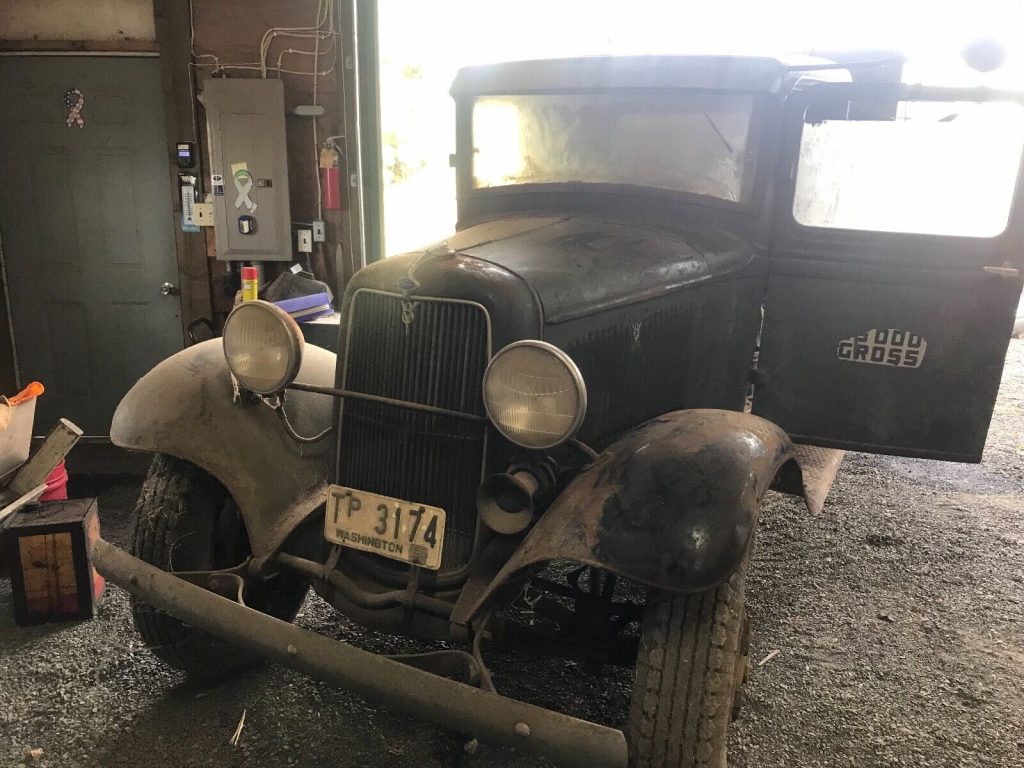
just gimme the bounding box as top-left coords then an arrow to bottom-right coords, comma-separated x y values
129,454 -> 308,677
627,561 -> 748,768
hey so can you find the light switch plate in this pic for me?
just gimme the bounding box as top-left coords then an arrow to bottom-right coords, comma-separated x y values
297,229 -> 313,253
193,202 -> 216,227
312,220 -> 326,242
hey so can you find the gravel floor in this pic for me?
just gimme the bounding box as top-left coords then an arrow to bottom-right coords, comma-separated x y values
1,341 -> 1021,768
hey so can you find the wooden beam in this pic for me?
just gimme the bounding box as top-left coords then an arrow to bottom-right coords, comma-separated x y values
151,0 -> 213,342
5,418 -> 82,500
0,39 -> 159,53
337,0 -> 365,278
354,0 -> 383,265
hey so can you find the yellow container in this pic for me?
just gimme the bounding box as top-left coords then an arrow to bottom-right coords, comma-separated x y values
241,266 -> 259,302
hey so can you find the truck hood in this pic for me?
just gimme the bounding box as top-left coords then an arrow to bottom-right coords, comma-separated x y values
446,215 -> 757,323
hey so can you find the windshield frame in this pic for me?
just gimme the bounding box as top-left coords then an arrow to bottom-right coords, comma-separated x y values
455,88 -> 772,216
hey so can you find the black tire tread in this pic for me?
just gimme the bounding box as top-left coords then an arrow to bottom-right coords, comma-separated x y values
128,454 -> 306,677
628,561 -> 747,768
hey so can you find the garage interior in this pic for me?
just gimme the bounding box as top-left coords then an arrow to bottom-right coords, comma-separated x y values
1,2 -> 1022,768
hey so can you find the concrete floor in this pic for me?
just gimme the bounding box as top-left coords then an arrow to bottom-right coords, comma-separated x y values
1,341 -> 1022,768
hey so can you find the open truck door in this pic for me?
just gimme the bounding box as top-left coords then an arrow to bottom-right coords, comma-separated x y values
754,83 -> 1024,462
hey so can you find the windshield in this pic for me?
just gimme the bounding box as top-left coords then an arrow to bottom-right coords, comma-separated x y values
471,92 -> 758,203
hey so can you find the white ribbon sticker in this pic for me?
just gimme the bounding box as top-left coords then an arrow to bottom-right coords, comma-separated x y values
233,169 -> 257,212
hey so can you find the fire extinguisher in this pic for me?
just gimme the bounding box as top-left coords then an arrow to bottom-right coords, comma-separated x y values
320,147 -> 343,211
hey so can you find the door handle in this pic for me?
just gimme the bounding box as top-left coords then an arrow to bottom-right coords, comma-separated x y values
983,265 -> 1020,279
160,281 -> 179,296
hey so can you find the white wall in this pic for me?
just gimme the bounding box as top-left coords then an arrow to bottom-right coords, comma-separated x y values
0,0 -> 155,41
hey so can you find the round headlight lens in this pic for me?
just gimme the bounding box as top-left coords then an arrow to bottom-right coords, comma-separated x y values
482,341 -> 587,450
223,300 -> 304,395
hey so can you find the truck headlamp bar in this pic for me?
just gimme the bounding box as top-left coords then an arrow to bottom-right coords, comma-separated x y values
286,381 -> 487,424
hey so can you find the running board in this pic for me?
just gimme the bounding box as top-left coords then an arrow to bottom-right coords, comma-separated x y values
774,444 -> 846,514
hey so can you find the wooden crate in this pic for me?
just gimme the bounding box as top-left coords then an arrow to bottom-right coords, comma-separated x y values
4,498 -> 105,625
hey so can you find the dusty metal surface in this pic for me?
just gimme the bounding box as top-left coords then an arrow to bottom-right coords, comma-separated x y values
287,381 -> 485,424
461,216 -> 756,323
459,409 -> 795,625
109,339 -> 336,560
91,537 -> 629,768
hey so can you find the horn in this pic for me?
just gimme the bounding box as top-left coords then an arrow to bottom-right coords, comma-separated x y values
477,471 -> 538,535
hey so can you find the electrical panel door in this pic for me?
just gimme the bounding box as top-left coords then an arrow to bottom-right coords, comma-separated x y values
201,79 -> 291,261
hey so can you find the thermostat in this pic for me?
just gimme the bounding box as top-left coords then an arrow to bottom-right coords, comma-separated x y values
175,141 -> 196,169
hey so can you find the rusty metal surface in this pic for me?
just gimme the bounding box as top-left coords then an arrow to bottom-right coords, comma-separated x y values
460,216 -> 756,324
458,409 -> 795,625
109,340 -> 336,560
792,444 -> 845,514
441,216 -> 567,252
92,537 -> 629,768
275,552 -> 455,618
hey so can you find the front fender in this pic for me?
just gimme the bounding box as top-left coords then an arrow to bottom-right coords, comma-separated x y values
111,339 -> 336,560
458,409 -> 794,624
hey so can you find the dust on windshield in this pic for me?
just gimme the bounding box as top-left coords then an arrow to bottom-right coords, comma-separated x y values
472,92 -> 757,203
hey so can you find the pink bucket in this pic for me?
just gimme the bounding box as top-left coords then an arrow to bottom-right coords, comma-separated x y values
39,460 -> 68,502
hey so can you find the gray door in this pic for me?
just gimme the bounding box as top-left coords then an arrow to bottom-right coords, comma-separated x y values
0,56 -> 182,436
755,83 -> 1024,462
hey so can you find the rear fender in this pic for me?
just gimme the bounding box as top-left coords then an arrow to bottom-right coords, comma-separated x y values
457,409 -> 796,625
111,339 -> 336,561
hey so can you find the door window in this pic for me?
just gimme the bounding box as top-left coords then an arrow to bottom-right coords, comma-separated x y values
792,99 -> 1024,238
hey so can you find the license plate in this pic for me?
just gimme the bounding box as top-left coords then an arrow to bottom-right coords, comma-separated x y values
324,486 -> 446,571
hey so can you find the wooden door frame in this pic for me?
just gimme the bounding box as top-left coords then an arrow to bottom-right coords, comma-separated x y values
336,0 -> 383,276
152,0 -> 212,341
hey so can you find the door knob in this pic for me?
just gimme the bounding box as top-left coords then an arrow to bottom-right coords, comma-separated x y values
160,282 -> 179,296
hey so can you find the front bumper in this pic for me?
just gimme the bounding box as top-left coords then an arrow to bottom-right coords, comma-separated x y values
92,538 -> 628,768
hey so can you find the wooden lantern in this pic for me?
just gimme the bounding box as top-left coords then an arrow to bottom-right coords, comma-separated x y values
4,498 -> 104,625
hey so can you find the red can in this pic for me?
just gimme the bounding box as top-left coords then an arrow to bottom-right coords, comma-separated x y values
322,165 -> 342,210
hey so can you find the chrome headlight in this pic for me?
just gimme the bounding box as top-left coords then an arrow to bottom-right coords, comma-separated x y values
482,340 -> 587,450
223,300 -> 304,395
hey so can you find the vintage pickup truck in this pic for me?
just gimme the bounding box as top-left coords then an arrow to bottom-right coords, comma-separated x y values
94,54 -> 1023,768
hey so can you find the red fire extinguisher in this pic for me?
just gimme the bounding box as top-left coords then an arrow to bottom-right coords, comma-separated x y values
320,147 -> 343,211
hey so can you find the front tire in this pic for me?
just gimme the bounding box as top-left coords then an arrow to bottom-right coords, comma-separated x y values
627,562 -> 748,768
129,454 -> 308,677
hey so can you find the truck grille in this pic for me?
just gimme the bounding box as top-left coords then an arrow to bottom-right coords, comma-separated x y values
337,290 -> 490,571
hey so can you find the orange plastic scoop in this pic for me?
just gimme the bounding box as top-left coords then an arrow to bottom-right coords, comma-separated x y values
8,381 -> 44,406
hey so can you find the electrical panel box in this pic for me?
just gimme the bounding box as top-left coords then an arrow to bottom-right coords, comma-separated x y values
200,79 -> 292,261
